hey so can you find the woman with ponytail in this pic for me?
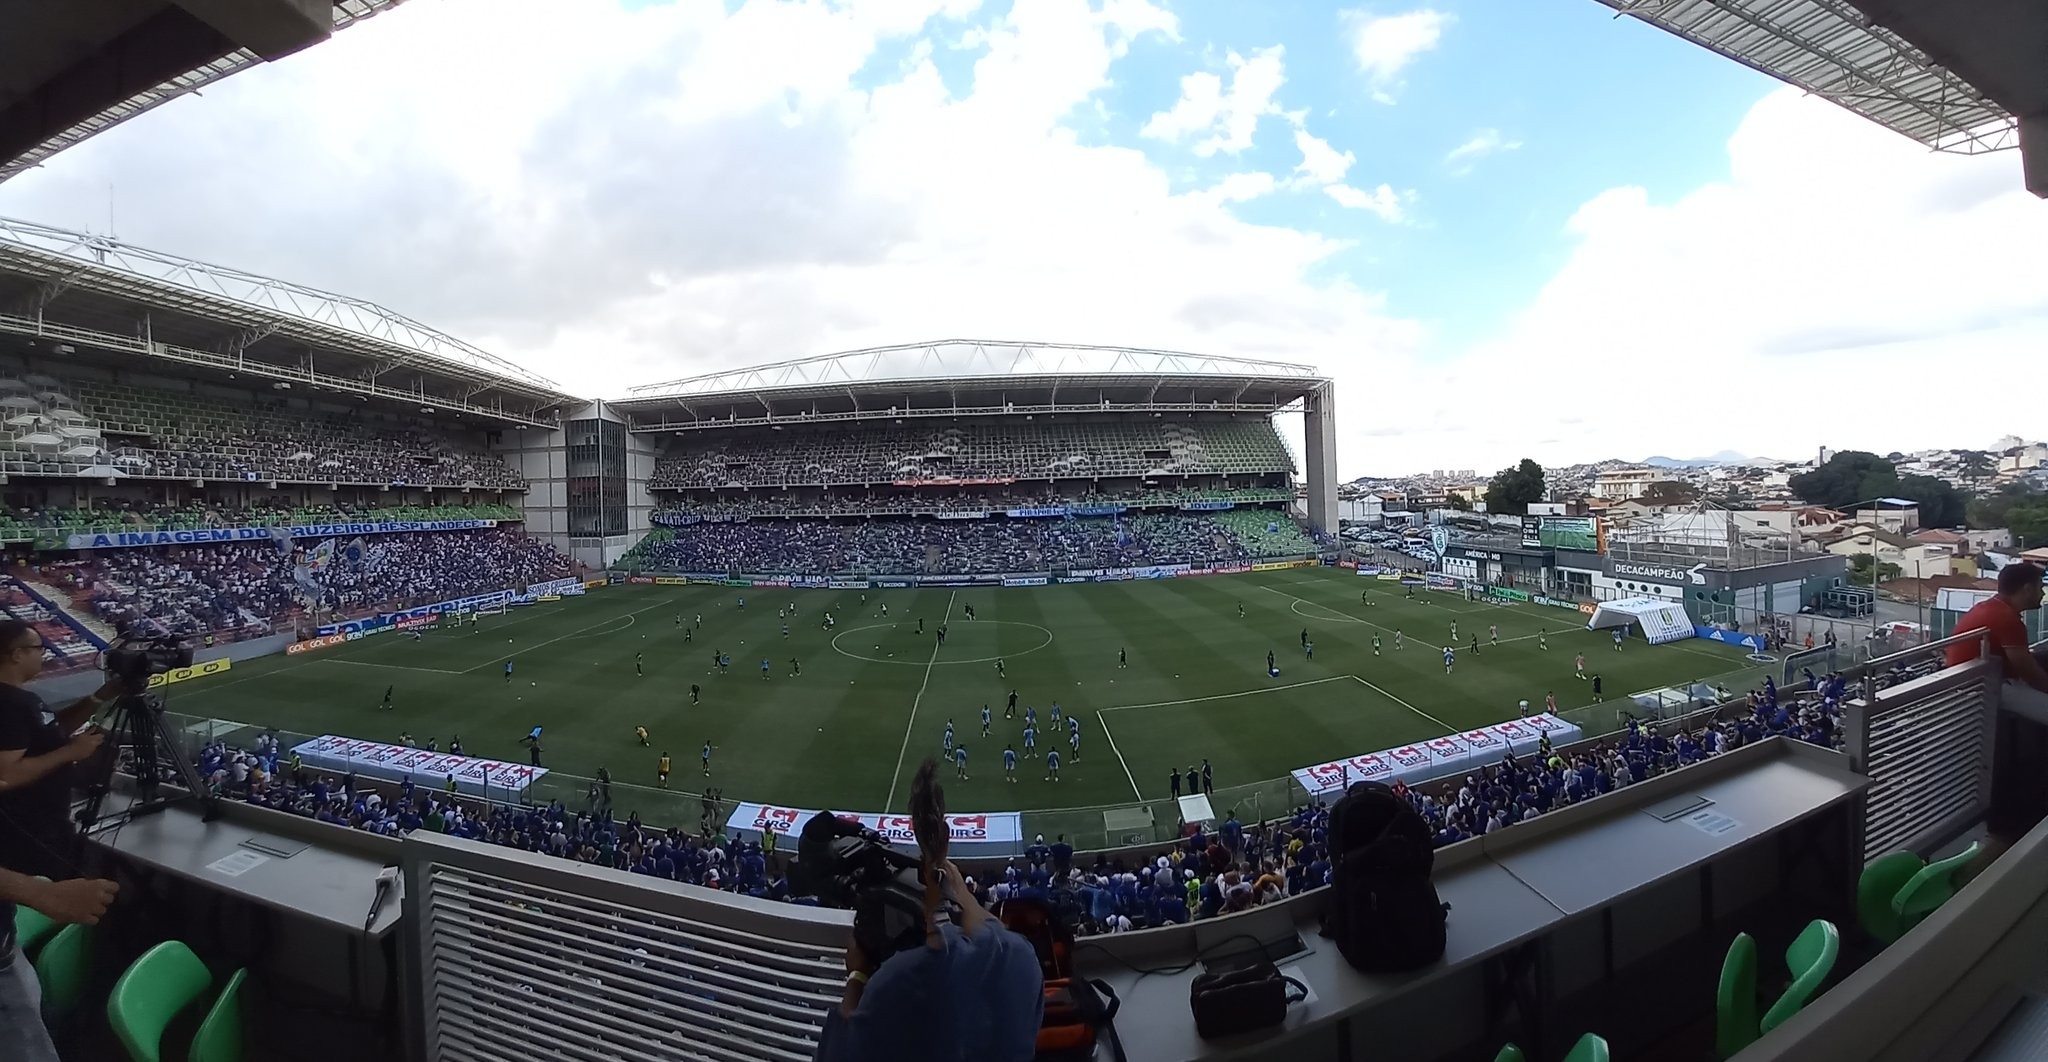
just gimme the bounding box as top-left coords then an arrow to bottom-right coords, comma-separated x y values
814,757 -> 1043,1062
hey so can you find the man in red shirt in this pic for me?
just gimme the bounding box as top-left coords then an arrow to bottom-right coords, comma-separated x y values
1947,562 -> 2048,718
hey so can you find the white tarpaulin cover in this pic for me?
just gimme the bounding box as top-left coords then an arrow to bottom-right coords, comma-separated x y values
1586,597 -> 1695,645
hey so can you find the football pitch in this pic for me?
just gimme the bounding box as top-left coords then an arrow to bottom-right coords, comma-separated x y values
163,570 -> 1766,848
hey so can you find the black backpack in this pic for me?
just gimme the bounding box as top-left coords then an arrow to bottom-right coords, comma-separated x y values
1320,781 -> 1449,972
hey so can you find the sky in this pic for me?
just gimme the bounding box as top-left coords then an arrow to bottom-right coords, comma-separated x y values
2,0 -> 2044,479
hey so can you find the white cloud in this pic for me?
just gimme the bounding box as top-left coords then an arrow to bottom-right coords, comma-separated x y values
0,0 -> 1422,479
1341,8 -> 1451,102
1323,182 -> 1408,222
1291,127 -> 1354,185
1140,46 -> 1286,156
1444,127 -> 1521,173
1329,88 -> 2048,473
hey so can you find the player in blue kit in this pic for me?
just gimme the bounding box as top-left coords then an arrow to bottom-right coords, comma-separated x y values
1003,744 -> 1018,782
701,740 -> 713,776
953,744 -> 969,780
1023,723 -> 1036,751
1044,748 -> 1061,782
1050,701 -> 1062,728
943,719 -> 954,755
504,659 -> 514,683
981,704 -> 991,737
1444,645 -> 1455,675
1068,727 -> 1081,763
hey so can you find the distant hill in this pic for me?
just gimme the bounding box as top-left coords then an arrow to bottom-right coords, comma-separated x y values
1644,451 -> 1751,470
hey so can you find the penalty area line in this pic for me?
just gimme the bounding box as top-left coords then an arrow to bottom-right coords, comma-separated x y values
1096,712 -> 1145,802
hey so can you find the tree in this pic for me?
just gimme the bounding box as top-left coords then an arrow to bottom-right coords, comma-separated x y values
1958,451 -> 1995,481
1483,458 -> 1545,515
1789,451 -> 1898,510
2007,499 -> 2048,551
1642,480 -> 1699,505
1445,493 -> 1473,511
1848,553 -> 1902,586
1971,484 -> 2036,530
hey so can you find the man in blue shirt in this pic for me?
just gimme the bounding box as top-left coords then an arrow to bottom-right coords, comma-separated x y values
814,851 -> 1042,1061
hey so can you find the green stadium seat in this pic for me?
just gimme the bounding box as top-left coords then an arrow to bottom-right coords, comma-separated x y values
33,921 -> 95,1028
1857,850 -> 1926,944
1761,919 -> 1840,1033
1716,932 -> 1760,1059
1893,841 -> 1981,931
190,967 -> 247,1062
1494,1045 -> 1527,1062
109,940 -> 215,1062
1563,1033 -> 1612,1062
12,897 -> 58,959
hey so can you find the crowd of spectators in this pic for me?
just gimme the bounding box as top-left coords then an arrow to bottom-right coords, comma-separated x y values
38,527 -> 571,638
650,483 -> 1292,520
54,377 -> 527,489
623,510 -> 1318,574
650,419 -> 1292,489
0,498 -> 519,547
188,663 -> 1900,933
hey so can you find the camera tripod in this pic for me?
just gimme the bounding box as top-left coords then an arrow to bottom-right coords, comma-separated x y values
73,685 -> 220,845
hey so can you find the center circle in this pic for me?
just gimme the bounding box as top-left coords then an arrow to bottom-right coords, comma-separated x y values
829,620 -> 1055,666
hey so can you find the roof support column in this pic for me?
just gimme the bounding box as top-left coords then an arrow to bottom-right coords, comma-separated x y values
1302,381 -> 1339,536
2023,111 -> 2047,198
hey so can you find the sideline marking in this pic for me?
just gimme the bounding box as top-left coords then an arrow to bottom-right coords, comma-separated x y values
1348,675 -> 1455,733
459,598 -> 673,672
318,658 -> 468,676
1096,712 -> 1145,801
1096,676 -> 1352,715
883,590 -> 956,810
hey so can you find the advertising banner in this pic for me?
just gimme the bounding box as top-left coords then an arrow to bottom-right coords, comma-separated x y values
650,512 -> 698,527
1337,560 -> 1358,570
584,578 -> 609,589
1487,588 -> 1531,603
829,579 -> 871,590
1521,516 -> 1543,549
1179,501 -> 1235,511
891,477 -> 1016,487
394,616 -> 436,632
1399,576 -> 1424,585
1380,572 -> 1406,582
724,802 -> 1024,847
66,519 -> 499,551
1694,627 -> 1766,652
790,576 -> 830,589
287,634 -> 348,655
935,511 -> 991,520
1425,573 -> 1461,592
1250,560 -> 1313,572
1056,576 -> 1089,583
289,735 -> 550,797
1067,505 -> 1126,517
609,572 -> 629,585
875,580 -> 912,588
1006,507 -> 1067,518
1579,602 -> 1597,614
145,658 -> 231,689
316,589 -> 511,636
1002,576 -> 1049,587
1287,714 -> 1587,797
1355,566 -> 1382,576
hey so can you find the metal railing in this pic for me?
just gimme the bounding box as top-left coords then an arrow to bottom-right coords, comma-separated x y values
1840,629 -> 1998,864
401,831 -> 848,1062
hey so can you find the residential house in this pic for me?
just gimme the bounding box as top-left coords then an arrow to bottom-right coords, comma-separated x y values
1593,468 -> 1661,500
1820,522 -> 1956,581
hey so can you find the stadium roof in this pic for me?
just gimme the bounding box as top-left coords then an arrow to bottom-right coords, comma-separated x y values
613,341 -> 1328,429
623,340 -> 1323,400
1594,0 -> 2038,162
0,0 -> 406,183
0,216 -> 575,423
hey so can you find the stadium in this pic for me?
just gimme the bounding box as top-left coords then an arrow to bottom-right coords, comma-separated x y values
0,3 -> 2043,1062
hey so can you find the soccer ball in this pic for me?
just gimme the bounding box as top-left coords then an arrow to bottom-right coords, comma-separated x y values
530,681 -> 536,687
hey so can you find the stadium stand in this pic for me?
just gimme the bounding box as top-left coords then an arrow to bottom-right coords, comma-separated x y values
647,484 -> 1291,519
33,528 -> 571,640
0,371 -> 524,488
1,500 -> 520,547
618,510 -> 1315,574
649,418 -> 1292,489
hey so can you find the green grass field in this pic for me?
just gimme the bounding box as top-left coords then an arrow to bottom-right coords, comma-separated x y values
162,569 -> 1765,848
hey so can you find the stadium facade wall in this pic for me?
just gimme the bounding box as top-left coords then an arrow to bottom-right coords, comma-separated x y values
493,401 -> 661,568
1302,380 -> 1338,534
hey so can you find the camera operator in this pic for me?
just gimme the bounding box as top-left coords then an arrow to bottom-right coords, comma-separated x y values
814,758 -> 1044,1062
0,619 -> 123,1060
